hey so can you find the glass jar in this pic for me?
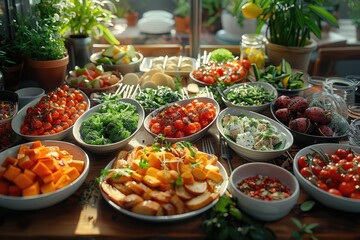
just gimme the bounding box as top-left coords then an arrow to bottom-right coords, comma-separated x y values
322,77 -> 357,107
240,34 -> 265,69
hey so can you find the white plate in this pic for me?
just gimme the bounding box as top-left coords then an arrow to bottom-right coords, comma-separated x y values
100,158 -> 228,222
138,18 -> 174,34
142,10 -> 173,19
140,57 -> 196,76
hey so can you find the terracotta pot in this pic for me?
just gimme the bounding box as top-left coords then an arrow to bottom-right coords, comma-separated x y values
125,12 -> 139,27
174,16 -> 190,34
3,63 -> 24,91
26,55 -> 69,92
266,39 -> 317,72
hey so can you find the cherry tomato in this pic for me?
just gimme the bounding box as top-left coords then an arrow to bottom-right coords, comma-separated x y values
298,156 -> 308,169
335,148 -> 348,159
328,188 -> 343,197
338,182 -> 356,197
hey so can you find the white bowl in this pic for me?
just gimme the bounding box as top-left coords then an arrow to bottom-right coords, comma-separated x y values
229,162 -> 300,221
143,97 -> 220,143
15,87 -> 45,109
90,52 -> 143,75
293,143 -> 360,212
222,82 -> 278,113
11,90 -> 90,142
72,98 -> 145,154
216,107 -> 294,162
0,140 -> 89,210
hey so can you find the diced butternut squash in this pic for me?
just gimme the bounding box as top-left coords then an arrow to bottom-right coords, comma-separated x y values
63,167 -> 80,182
13,173 -> 34,189
38,158 -> 55,170
18,144 -> 30,154
8,185 -> 22,196
180,164 -> 192,173
41,172 -> 54,184
40,182 -> 56,194
22,182 -> 40,196
0,180 -> 9,195
27,146 -> 49,161
182,171 -> 195,185
18,155 -> 35,169
31,140 -> 42,149
68,160 -> 85,173
55,175 -> 71,189
52,170 -> 63,183
206,170 -> 223,184
24,169 -> 37,182
148,153 -> 161,169
146,167 -> 159,177
2,157 -> 18,168
32,162 -> 52,178
3,165 -> 21,182
191,168 -> 207,181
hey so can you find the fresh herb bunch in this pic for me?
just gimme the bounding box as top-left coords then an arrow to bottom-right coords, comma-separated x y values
135,86 -> 183,110
60,0 -> 119,45
203,195 -> 276,240
235,0 -> 338,47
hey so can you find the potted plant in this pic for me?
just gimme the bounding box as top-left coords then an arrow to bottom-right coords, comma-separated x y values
235,0 -> 338,71
173,0 -> 190,33
219,0 -> 256,41
14,0 -> 69,91
346,0 -> 360,41
202,0 -> 223,33
60,0 -> 119,67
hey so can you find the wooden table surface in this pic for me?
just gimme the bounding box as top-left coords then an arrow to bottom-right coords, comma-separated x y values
1,88 -> 360,240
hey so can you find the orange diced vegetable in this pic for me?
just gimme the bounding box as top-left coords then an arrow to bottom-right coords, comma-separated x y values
131,171 -> 143,182
8,185 -> 22,196
63,167 -> 80,182
41,172 -> 54,184
18,155 -> 35,169
55,175 -> 71,189
23,182 -> 40,196
27,146 -> 49,161
2,157 -> 18,168
182,171 -> 195,185
24,169 -> 37,182
13,173 -> 34,189
52,170 -> 63,183
31,140 -> 42,149
148,153 -> 161,168
18,144 -> 30,154
206,170 -> 223,184
68,160 -> 85,173
32,162 -> 52,178
38,158 -> 55,171
40,182 -> 56,194
191,168 -> 207,181
0,180 -> 9,195
146,167 -> 159,177
3,165 -> 21,182
156,170 -> 171,184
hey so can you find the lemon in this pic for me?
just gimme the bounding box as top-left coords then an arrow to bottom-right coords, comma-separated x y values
241,2 -> 262,19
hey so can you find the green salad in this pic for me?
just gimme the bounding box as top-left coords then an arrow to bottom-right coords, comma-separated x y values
225,84 -> 276,106
135,86 -> 183,109
80,101 -> 139,145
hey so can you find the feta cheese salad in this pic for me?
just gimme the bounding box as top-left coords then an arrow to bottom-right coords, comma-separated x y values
221,114 -> 286,151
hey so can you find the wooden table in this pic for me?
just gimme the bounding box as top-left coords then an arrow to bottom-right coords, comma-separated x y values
1,89 -> 360,240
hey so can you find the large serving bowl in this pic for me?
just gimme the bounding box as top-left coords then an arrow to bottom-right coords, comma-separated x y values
222,81 -> 278,113
11,89 -> 90,142
143,97 -> 220,143
90,51 -> 144,75
72,98 -> 145,154
228,162 -> 300,221
270,101 -> 350,146
0,140 -> 89,210
216,107 -> 293,162
293,143 -> 360,212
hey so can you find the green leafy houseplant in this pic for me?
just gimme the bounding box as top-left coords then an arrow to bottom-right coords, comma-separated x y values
235,0 -> 338,47
173,0 -> 190,17
60,0 -> 119,45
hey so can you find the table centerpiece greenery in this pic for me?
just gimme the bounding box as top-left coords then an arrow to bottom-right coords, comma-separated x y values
234,0 -> 339,71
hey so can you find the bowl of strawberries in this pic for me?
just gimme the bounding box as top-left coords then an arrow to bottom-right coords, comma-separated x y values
270,92 -> 350,146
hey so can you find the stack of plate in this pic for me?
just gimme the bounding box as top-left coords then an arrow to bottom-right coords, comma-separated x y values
138,10 -> 174,34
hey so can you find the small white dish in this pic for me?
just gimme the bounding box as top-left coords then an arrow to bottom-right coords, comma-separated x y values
142,10 -> 173,19
138,18 -> 174,34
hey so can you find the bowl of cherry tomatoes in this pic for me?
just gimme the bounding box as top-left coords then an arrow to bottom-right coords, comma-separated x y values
293,143 -> 360,212
144,97 -> 220,143
11,85 -> 90,142
189,59 -> 251,86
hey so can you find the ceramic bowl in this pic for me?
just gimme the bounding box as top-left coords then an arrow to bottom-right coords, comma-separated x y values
216,107 -> 293,162
228,162 -> 300,221
293,143 -> 360,212
15,87 -> 45,109
222,82 -> 278,113
90,51 -> 144,75
11,89 -> 90,142
0,140 -> 89,210
72,98 -> 145,154
143,97 -> 220,143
